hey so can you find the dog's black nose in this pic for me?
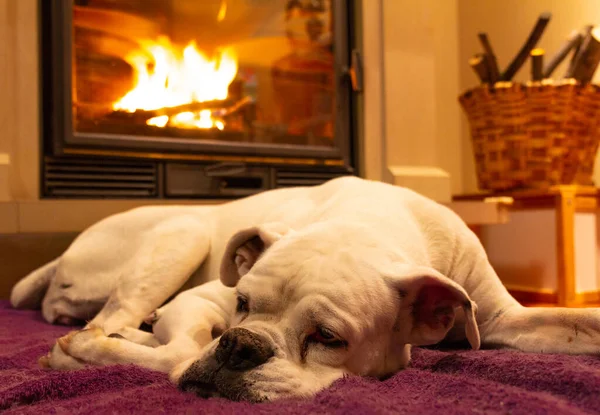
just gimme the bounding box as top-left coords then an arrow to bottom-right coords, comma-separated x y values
215,327 -> 274,371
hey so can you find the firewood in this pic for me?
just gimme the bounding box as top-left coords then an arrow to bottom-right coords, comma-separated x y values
126,99 -> 235,119
469,54 -> 491,84
477,33 -> 500,83
501,12 -> 551,81
565,25 -> 593,78
543,30 -> 581,78
569,27 -> 600,83
530,48 -> 544,81
220,96 -> 256,118
107,96 -> 254,127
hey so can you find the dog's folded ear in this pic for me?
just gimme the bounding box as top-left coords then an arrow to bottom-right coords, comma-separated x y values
385,264 -> 480,350
220,222 -> 293,287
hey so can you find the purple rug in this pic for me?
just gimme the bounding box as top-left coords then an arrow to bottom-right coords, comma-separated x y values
1,300 -> 599,414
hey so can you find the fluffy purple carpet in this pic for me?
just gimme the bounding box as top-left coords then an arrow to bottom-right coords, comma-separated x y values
1,300 -> 600,414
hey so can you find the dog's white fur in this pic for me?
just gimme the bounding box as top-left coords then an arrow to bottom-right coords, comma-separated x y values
11,177 -> 600,402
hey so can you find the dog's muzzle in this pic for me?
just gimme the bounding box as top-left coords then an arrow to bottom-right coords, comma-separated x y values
178,327 -> 275,401
215,327 -> 274,370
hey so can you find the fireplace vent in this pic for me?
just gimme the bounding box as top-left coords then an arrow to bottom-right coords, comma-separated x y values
43,157 -> 158,198
275,167 -> 353,188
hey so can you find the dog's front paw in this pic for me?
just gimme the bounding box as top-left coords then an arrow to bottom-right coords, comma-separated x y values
56,327 -> 106,360
40,341 -> 87,370
41,327 -> 124,370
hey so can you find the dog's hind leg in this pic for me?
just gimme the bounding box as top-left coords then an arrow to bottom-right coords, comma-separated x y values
87,216 -> 212,334
451,232 -> 600,355
478,305 -> 600,354
425,223 -> 600,355
86,215 -> 212,335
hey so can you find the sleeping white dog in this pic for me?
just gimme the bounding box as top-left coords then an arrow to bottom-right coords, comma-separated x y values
10,176 -> 600,402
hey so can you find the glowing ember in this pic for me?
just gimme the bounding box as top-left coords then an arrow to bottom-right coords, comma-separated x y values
147,115 -> 169,128
113,36 -> 237,129
172,110 -> 225,130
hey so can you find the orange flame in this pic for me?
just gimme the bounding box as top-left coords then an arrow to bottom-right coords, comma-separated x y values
113,36 -> 238,130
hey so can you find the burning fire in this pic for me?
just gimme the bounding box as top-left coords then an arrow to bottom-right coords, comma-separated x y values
113,36 -> 238,130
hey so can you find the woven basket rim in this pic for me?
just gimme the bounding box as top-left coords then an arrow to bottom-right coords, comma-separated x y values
459,80 -> 600,102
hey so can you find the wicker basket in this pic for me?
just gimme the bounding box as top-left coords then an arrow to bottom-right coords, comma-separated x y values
459,82 -> 600,191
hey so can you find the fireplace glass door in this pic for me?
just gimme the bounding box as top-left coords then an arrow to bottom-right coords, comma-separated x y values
59,0 -> 350,158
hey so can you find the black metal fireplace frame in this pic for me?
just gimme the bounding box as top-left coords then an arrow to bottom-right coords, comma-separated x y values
41,0 -> 357,163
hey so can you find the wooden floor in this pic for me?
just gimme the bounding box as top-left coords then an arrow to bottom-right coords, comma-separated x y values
0,233 -> 78,300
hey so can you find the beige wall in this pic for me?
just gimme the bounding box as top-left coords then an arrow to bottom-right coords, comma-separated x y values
458,0 -> 600,192
0,0 -> 39,202
378,0 -> 462,201
383,0 -> 437,170
433,0 -> 463,195
0,0 -> 17,201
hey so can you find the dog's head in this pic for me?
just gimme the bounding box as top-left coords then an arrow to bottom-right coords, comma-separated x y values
11,254 -> 110,326
174,221 -> 479,402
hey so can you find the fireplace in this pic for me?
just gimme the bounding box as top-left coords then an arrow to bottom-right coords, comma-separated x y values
40,0 -> 361,198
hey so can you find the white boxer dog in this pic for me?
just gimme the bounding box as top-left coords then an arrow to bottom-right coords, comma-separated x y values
10,177 -> 600,402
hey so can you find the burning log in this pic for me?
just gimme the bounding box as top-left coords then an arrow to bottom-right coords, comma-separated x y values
501,12 -> 551,81
221,97 -> 257,132
543,30 -> 582,78
469,54 -> 491,84
568,26 -> 600,83
140,99 -> 235,118
108,99 -> 236,124
105,96 -> 256,129
565,25 -> 593,78
477,33 -> 500,83
530,48 -> 544,81
220,96 -> 256,118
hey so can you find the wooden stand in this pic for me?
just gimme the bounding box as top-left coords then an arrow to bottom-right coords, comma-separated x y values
454,185 -> 599,307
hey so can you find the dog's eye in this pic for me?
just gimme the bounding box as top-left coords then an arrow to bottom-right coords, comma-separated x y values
314,326 -> 335,342
310,326 -> 346,348
301,326 -> 348,360
236,296 -> 249,313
